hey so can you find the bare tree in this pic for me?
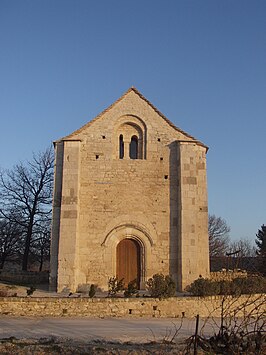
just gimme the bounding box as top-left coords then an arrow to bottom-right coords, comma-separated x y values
227,238 -> 256,271
30,226 -> 50,272
229,238 -> 256,258
186,293 -> 266,354
209,214 -> 230,256
0,147 -> 54,271
0,217 -> 23,269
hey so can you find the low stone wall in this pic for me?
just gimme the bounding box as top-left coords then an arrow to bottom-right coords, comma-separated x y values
0,294 -> 265,318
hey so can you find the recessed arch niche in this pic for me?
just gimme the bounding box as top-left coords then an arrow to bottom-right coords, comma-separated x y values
114,115 -> 147,160
101,223 -> 153,289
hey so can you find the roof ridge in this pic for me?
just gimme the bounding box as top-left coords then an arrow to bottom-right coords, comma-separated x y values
56,87 -> 208,150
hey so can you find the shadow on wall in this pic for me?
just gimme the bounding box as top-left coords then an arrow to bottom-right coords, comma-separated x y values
169,141 -> 180,290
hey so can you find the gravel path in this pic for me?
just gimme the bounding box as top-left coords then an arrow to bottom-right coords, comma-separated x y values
0,316 -> 218,343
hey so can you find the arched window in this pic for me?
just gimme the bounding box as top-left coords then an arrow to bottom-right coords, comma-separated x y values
129,135 -> 138,159
119,134 -> 124,159
115,118 -> 146,160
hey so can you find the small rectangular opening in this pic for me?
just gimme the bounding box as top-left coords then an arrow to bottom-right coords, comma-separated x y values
129,309 -> 132,314
164,175 -> 168,180
96,155 -> 99,160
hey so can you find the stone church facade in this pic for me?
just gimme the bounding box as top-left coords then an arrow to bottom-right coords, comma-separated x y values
50,87 -> 209,292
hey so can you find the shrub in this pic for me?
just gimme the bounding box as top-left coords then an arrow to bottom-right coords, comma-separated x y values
146,273 -> 176,298
219,280 -> 234,295
26,286 -> 36,296
124,279 -> 138,298
187,275 -> 266,296
186,277 -> 219,296
232,275 -> 266,294
108,277 -> 124,297
89,284 -> 96,298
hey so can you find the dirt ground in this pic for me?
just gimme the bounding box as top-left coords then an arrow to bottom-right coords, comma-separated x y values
0,336 -> 189,354
0,281 -> 57,297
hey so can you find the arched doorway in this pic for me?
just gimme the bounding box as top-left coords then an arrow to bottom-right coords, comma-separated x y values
116,238 -> 140,288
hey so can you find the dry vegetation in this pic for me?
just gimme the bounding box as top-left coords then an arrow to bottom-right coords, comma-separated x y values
0,337 -> 187,355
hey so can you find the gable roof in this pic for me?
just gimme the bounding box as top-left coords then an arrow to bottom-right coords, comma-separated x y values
56,87 -> 208,150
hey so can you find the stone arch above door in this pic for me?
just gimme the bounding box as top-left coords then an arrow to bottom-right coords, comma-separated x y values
101,223 -> 153,289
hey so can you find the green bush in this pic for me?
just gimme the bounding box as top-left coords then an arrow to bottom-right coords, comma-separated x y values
146,273 -> 176,298
108,277 -> 124,297
89,284 -> 96,298
124,279 -> 138,298
187,275 -> 266,296
186,277 -> 220,296
26,286 -> 36,296
232,275 -> 266,294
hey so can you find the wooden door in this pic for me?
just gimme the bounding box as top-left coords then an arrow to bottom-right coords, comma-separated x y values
116,239 -> 140,288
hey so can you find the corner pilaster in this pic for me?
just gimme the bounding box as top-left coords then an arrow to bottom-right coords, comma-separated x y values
177,141 -> 209,290
57,140 -> 81,292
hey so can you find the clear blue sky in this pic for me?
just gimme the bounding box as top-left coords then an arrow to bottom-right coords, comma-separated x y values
0,0 -> 265,242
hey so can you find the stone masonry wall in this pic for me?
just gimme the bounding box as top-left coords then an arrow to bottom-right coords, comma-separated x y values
0,295 -> 264,318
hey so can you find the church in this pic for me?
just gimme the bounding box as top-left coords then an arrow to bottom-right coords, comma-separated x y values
50,87 -> 209,292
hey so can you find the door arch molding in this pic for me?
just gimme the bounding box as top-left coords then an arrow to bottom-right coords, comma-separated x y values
101,223 -> 154,247
102,225 -> 152,289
